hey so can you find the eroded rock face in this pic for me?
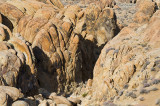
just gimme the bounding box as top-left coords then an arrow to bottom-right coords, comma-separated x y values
134,0 -> 156,24
87,10 -> 160,105
12,100 -> 29,106
0,0 -> 118,94
0,92 -> 8,106
84,6 -> 117,46
0,39 -> 37,94
0,0 -> 160,106
0,14 -> 37,94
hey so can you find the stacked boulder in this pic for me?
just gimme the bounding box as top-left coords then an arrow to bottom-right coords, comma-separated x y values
0,0 -> 118,94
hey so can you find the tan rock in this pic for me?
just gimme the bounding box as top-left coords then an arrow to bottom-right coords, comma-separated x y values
51,96 -> 72,106
87,79 -> 93,87
50,0 -> 64,8
0,86 -> 21,101
67,97 -> 81,104
0,27 -> 6,41
85,6 -> 116,46
90,9 -> 160,105
0,3 -> 24,28
0,92 -> 8,106
49,92 -> 57,99
0,0 -> 118,95
134,0 -> 155,23
38,100 -> 48,106
12,100 -> 29,106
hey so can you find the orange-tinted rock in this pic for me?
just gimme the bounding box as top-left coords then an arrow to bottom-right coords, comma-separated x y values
50,0 -> 64,8
0,86 -> 21,101
0,37 -> 37,94
0,0 -> 118,95
0,27 -> 6,41
85,6 -> 116,46
88,10 -> 160,105
134,0 -> 155,23
0,3 -> 24,27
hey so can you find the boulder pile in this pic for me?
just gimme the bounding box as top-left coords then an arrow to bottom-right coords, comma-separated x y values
0,0 -> 160,105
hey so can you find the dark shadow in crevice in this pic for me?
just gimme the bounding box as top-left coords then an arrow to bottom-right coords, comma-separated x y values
113,13 -> 121,37
16,64 -> 38,97
1,14 -> 13,32
77,34 -> 105,83
33,46 -> 58,93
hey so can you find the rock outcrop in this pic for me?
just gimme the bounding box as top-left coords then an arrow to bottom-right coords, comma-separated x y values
0,37 -> 37,94
86,9 -> 160,106
0,0 -> 118,94
0,0 -> 160,106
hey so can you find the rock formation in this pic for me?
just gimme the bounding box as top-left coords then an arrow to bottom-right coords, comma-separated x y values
0,0 -> 119,95
81,0 -> 160,105
0,0 -> 160,105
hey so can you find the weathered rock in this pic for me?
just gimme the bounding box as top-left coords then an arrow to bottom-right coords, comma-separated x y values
0,0 -> 117,97
0,92 -> 8,106
0,3 -> 24,30
0,26 -> 6,41
88,10 -> 160,105
49,92 -> 57,99
49,0 -> 64,8
51,96 -> 72,106
85,6 -> 116,46
38,99 -> 48,106
134,0 -> 156,23
0,21 -> 38,94
0,49 -> 22,87
114,0 -> 137,28
0,37 -> 37,94
12,100 -> 29,106
0,86 -> 21,101
67,97 -> 81,104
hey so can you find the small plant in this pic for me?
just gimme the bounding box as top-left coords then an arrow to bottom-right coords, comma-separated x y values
143,83 -> 150,88
140,88 -> 149,94
126,92 -> 137,98
82,92 -> 88,98
151,67 -> 155,71
119,90 -> 124,96
150,87 -> 158,91
139,97 -> 144,101
123,84 -> 129,89
152,79 -> 160,85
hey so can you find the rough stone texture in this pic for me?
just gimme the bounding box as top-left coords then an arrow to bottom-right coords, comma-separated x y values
0,0 -> 160,106
114,1 -> 137,28
0,86 -> 22,101
12,100 -> 29,106
0,92 -> 8,106
50,0 -> 64,8
84,6 -> 117,46
0,0 -> 118,94
0,36 -> 37,94
0,10 -> 37,94
134,0 -> 156,24
51,95 -> 72,106
0,2 -> 24,31
86,10 -> 160,105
